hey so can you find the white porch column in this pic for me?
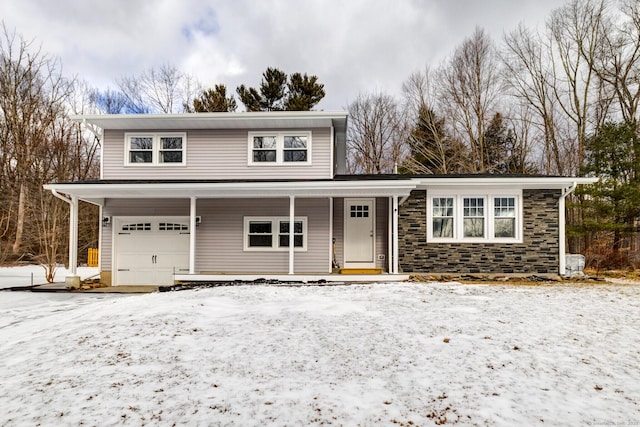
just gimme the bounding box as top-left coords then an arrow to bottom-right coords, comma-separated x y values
289,195 -> 295,274
189,197 -> 197,274
388,197 -> 393,274
559,183 -> 577,276
69,195 -> 79,277
392,195 -> 399,275
329,197 -> 334,272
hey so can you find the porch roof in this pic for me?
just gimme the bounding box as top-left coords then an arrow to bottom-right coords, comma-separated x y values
43,178 -> 418,206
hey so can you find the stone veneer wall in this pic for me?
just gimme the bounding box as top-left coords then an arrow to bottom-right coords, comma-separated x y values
398,189 -> 561,274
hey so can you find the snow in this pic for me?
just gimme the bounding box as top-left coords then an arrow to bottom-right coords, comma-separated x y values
0,265 -> 99,289
1,271 -> 639,426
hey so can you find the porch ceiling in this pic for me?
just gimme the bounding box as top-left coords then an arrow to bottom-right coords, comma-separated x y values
43,179 -> 417,205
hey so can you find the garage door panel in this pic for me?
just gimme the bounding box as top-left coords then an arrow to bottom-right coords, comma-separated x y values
114,217 -> 190,286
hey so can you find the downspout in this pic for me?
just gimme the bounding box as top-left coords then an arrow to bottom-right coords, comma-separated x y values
559,182 -> 577,276
50,189 -> 79,278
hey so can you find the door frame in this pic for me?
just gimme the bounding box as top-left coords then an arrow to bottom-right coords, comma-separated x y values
343,198 -> 376,268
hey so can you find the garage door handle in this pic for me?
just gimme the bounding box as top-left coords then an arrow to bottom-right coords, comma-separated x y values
118,269 -> 130,271
152,255 -> 157,264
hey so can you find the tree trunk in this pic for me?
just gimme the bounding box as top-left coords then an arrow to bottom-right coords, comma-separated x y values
12,181 -> 26,255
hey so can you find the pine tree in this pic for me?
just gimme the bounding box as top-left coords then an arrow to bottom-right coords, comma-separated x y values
187,84 -> 237,112
577,121 -> 640,255
236,67 -> 325,111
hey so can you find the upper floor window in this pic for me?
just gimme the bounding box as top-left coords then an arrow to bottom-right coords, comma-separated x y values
248,132 -> 311,165
125,133 -> 186,166
427,192 -> 521,243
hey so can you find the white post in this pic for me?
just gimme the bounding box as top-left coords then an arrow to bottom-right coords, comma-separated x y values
388,197 -> 393,274
69,196 -> 79,276
189,197 -> 197,274
558,183 -> 577,276
289,195 -> 295,274
393,195 -> 399,275
329,197 -> 334,272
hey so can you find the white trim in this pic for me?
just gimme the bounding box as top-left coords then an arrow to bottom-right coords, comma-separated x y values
393,195 -> 399,274
124,132 -> 187,166
388,196 -> 393,274
559,182 -> 577,276
247,131 -> 312,166
289,196 -> 295,274
243,216 -> 308,252
189,197 -> 197,274
427,189 -> 523,243
330,124 -> 335,179
329,197 -> 334,271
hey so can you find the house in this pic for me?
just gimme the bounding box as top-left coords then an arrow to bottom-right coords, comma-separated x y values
44,111 -> 596,287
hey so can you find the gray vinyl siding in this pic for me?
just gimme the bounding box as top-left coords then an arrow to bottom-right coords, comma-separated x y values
101,196 -> 388,273
196,198 -> 331,273
102,128 -> 332,180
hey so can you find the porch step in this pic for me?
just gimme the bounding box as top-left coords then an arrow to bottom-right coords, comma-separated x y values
339,268 -> 383,275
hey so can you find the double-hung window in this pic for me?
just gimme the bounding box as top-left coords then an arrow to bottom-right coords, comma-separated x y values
494,197 -> 516,238
432,197 -> 454,238
463,197 -> 485,238
249,132 -> 311,165
428,192 -> 521,242
244,217 -> 307,251
125,133 -> 186,166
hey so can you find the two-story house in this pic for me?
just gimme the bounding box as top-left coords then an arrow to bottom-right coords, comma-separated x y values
44,111 -> 596,287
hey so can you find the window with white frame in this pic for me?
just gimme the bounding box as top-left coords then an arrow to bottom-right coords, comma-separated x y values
248,132 -> 310,165
244,217 -> 307,251
432,197 -> 454,238
125,133 -> 186,165
427,192 -> 521,242
463,197 -> 485,238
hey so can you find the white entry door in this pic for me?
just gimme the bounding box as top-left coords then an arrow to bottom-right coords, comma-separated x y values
114,217 -> 190,286
344,198 -> 375,268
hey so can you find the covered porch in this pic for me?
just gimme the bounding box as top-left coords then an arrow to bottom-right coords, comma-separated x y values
44,178 -> 417,287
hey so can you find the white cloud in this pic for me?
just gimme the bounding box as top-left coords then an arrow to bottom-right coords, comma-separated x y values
0,0 -> 564,109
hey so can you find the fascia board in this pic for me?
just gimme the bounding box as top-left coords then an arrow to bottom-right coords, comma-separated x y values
43,180 -> 416,199
413,177 -> 598,189
71,111 -> 349,131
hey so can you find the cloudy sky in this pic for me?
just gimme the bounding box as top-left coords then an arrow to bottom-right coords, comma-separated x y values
1,0 -> 565,110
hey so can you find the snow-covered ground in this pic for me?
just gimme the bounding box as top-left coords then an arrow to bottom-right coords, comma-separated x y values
0,265 -> 99,289
1,271 -> 639,426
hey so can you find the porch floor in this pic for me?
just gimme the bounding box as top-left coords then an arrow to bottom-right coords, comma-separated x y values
174,273 -> 410,284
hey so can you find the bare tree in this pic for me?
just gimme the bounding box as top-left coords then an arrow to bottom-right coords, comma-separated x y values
117,64 -> 201,113
436,27 -> 503,173
586,0 -> 640,125
346,92 -> 408,174
0,24 -> 72,256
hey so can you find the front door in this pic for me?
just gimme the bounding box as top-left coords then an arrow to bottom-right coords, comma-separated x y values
344,198 -> 375,268
114,217 -> 190,286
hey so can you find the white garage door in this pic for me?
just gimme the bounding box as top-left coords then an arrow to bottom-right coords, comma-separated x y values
114,217 -> 190,286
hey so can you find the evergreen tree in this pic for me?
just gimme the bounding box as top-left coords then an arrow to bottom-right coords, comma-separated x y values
187,84 -> 237,112
483,113 -> 537,174
236,67 -> 325,111
577,121 -> 640,254
400,106 -> 465,174
284,73 -> 325,111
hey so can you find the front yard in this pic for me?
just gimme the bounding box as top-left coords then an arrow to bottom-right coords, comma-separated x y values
0,281 -> 638,426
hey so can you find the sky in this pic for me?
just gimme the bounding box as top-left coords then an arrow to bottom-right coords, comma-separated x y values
0,0 -> 566,111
